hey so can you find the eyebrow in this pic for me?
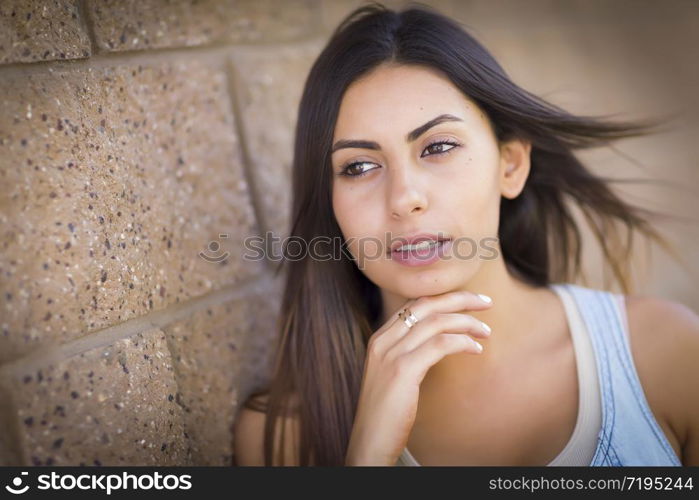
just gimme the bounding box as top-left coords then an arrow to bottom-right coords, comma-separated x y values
331,113 -> 464,154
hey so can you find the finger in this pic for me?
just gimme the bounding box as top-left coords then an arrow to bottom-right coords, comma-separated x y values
367,297 -> 419,354
389,312 -> 491,356
373,297 -> 419,336
400,333 -> 483,380
381,291 -> 492,345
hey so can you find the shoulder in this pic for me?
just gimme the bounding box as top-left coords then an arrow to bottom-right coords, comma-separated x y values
232,392 -> 304,466
623,293 -> 699,465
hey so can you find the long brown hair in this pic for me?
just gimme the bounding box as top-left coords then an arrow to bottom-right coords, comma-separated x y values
241,2 -> 686,465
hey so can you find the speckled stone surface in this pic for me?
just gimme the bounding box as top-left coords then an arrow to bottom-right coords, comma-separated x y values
86,0 -> 321,52
230,41 -> 321,239
0,0 -> 91,64
2,328 -> 190,466
0,60 -> 263,364
0,378 -> 23,465
164,278 -> 282,465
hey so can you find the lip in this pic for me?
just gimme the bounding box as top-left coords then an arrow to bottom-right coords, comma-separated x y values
388,232 -> 452,255
389,239 -> 452,267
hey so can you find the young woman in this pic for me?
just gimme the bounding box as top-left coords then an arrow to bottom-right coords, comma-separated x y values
233,3 -> 699,466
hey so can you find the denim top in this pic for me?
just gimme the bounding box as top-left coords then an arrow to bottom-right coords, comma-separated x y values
555,283 -> 682,466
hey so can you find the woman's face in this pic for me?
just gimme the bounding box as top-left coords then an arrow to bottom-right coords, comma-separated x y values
331,63 -> 529,299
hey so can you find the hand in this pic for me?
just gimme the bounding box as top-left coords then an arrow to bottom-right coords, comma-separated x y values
344,290 -> 493,465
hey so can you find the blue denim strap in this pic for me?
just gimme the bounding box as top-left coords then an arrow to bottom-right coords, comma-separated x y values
561,284 -> 681,466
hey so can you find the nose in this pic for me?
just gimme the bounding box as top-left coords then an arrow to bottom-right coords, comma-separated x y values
388,165 -> 428,219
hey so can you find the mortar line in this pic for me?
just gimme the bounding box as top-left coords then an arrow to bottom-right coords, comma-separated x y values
75,0 -> 98,56
224,60 -> 274,272
0,271 -> 279,379
0,36 -> 328,76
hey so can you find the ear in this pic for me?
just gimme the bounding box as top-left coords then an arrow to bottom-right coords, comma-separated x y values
499,138 -> 532,200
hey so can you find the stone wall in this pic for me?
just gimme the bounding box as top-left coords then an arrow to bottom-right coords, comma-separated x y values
0,0 -> 696,466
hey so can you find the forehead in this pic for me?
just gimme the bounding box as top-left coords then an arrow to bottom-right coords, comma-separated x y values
333,64 -> 483,140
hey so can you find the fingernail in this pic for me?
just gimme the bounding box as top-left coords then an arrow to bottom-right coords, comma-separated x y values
475,341 -> 483,352
477,293 -> 492,304
481,321 -> 491,334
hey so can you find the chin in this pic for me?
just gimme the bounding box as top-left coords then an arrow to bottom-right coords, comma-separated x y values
401,261 -> 481,297
391,271 -> 464,299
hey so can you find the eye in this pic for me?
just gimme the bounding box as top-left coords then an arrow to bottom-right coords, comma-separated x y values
420,139 -> 460,158
338,160 -> 380,178
338,140 -> 461,179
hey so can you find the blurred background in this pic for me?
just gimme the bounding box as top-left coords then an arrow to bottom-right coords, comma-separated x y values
0,0 -> 696,466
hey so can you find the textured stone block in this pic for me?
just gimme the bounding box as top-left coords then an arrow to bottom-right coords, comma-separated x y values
230,41 -> 322,239
0,0 -> 91,64
1,328 -> 190,466
164,277 -> 282,465
87,0 -> 321,52
0,60 -> 262,364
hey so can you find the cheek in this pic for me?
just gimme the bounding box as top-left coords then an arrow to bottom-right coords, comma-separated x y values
441,162 -> 501,241
332,190 -> 365,250
333,189 -> 387,260
445,163 -> 498,209
333,186 -> 374,228
332,188 -> 352,235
